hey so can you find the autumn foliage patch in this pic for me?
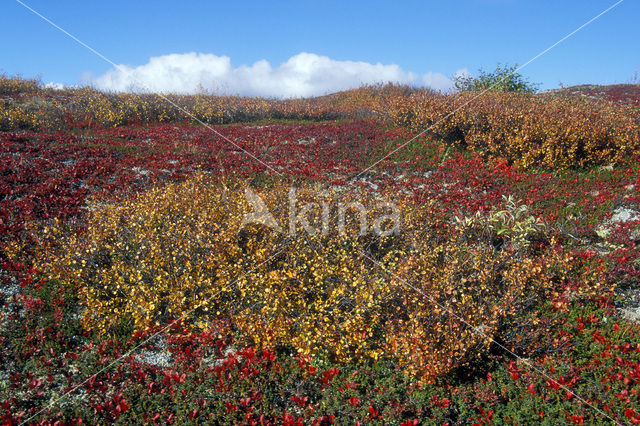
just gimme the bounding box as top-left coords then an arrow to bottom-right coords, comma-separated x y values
384,90 -> 640,170
27,175 -> 612,384
1,76 -> 640,423
2,75 -> 639,171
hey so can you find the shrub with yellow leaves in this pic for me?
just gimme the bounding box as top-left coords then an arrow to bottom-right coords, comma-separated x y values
382,90 -> 640,170
0,74 -> 41,95
34,174 -> 613,381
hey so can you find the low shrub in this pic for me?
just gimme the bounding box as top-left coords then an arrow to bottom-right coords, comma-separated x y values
0,74 -> 41,95
454,63 -> 539,93
383,90 -> 640,170
32,175 -> 614,382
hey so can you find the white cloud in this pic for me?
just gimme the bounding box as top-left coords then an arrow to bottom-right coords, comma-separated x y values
44,82 -> 65,90
85,52 -> 457,98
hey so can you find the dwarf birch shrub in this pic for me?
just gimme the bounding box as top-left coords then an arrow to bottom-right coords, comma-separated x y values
35,175 -> 613,381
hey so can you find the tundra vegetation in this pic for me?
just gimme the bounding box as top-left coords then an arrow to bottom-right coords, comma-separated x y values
1,74 -> 640,424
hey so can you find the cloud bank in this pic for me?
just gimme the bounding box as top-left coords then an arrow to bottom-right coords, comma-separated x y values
86,52 -> 456,98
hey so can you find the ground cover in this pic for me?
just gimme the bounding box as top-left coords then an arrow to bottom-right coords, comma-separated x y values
1,77 -> 640,424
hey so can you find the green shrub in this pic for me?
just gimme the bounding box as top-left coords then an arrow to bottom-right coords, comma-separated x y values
455,64 -> 539,93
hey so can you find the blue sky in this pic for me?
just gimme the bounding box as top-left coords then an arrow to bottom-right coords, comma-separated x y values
1,0 -> 638,96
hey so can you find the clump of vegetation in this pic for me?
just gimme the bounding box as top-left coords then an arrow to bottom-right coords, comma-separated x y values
0,74 -> 41,95
454,63 -> 539,93
33,175 -> 611,382
385,90 -> 640,169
